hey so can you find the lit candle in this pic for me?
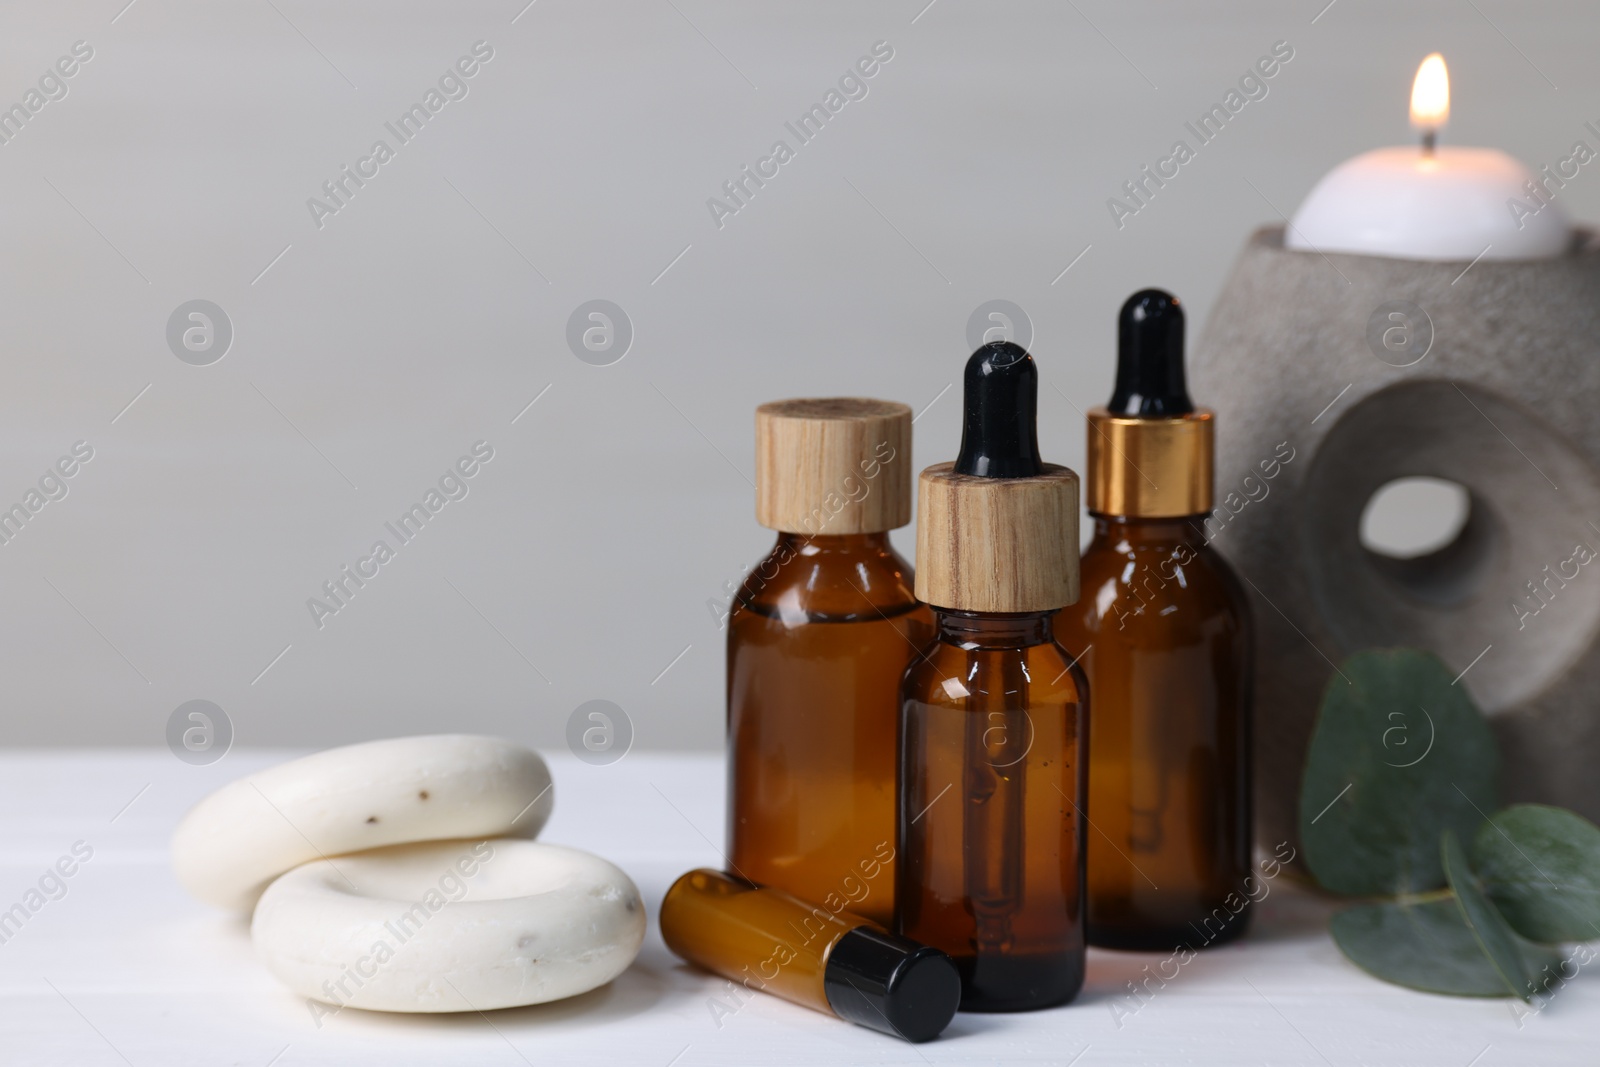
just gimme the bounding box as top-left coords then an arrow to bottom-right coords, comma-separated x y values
1287,54 -> 1570,261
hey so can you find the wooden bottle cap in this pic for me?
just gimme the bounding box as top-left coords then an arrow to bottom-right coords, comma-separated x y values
755,398 -> 913,535
915,462 -> 1080,612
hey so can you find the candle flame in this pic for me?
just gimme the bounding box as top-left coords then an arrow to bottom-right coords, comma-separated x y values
1410,53 -> 1449,130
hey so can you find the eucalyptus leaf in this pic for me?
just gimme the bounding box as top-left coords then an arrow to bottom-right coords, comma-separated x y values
1443,830 -> 1544,1001
1299,648 -> 1498,895
1472,804 -> 1600,944
1330,898 -> 1551,997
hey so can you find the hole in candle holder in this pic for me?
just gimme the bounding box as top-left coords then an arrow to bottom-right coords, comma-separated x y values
1300,379 -> 1600,713
1360,477 -> 1470,559
1358,477 -> 1488,608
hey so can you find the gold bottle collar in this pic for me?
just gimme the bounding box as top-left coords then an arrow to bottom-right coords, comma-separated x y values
1085,408 -> 1214,518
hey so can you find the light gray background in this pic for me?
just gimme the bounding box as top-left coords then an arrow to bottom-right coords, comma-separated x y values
1,0 -> 1595,750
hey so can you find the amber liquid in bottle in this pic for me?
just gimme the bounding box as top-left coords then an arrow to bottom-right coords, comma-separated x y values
660,868 -> 962,1042
728,532 -> 933,927
1057,515 -> 1252,950
660,868 -> 859,1014
896,609 -> 1089,1011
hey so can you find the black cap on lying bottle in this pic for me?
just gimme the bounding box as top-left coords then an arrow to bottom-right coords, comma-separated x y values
823,926 -> 962,1043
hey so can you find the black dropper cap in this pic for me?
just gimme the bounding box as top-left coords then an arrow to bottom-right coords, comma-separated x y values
823,926 -> 961,1043
1108,289 -> 1194,416
953,340 -> 1042,478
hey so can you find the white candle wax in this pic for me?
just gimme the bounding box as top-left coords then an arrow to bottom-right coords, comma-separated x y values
1287,53 -> 1570,262
1287,145 -> 1570,261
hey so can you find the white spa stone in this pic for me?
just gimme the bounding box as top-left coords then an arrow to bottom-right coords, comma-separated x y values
251,839 -> 646,1014
171,735 -> 553,912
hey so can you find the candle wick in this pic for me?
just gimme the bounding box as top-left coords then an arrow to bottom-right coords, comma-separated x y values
1421,129 -> 1436,156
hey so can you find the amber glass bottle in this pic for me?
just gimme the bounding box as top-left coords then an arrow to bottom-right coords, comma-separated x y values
897,342 -> 1089,1012
1055,290 -> 1253,952
659,868 -> 960,1042
727,399 -> 931,928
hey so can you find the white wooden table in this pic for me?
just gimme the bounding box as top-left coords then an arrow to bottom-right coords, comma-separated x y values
1,749 -> 1592,1065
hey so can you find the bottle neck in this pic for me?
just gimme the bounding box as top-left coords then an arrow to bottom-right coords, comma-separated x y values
1090,513 -> 1209,549
735,530 -> 917,622
933,608 -> 1055,649
772,531 -> 894,556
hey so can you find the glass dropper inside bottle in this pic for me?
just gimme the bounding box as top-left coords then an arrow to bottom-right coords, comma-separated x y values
900,339 -> 1088,1011
951,341 -> 1042,958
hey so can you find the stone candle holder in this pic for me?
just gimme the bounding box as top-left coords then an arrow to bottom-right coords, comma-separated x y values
1193,224 -> 1600,851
